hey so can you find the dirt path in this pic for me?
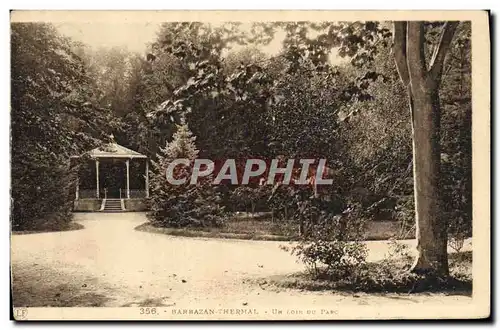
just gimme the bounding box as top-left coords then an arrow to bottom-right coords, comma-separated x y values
11,212 -> 472,311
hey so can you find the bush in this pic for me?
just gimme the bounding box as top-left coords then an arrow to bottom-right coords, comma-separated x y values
11,152 -> 75,231
266,184 -> 298,223
148,124 -> 226,228
283,192 -> 368,279
148,165 -> 227,228
230,186 -> 268,213
273,241 -> 471,294
291,240 -> 367,279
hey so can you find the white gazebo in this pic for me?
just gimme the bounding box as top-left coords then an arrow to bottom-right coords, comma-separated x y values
71,141 -> 149,212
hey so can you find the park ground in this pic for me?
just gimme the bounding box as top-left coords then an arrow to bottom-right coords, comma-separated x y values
11,212 -> 472,310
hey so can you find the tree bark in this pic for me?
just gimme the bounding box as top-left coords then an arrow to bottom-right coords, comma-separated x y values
409,85 -> 448,276
393,21 -> 459,276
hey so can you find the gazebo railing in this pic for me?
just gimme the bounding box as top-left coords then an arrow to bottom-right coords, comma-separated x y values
78,189 -> 147,199
119,189 -> 147,199
79,189 -> 98,199
130,189 -> 147,198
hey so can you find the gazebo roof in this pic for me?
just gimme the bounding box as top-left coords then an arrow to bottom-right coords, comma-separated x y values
86,142 -> 147,159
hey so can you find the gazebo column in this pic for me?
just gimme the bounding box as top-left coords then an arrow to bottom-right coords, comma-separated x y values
145,160 -> 149,198
126,159 -> 130,199
75,177 -> 79,200
95,159 -> 100,199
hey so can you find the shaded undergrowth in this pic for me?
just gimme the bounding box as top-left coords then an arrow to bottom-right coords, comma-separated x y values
261,251 -> 472,295
11,222 -> 84,235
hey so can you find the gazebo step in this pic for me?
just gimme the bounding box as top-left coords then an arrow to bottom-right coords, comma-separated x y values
103,199 -> 124,212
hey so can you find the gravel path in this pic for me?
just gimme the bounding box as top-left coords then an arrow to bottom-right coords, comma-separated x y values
11,212 -> 472,312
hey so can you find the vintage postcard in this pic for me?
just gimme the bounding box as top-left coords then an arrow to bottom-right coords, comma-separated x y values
10,10 -> 490,321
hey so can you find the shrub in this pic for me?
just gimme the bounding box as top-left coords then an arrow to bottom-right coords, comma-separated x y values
291,240 -> 368,279
284,193 -> 368,280
148,124 -> 226,228
448,229 -> 467,253
230,186 -> 268,213
274,240 -> 471,294
11,152 -> 76,231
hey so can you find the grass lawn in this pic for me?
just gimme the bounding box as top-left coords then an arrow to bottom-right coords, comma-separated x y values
11,222 -> 84,235
135,222 -> 292,241
137,213 -> 413,241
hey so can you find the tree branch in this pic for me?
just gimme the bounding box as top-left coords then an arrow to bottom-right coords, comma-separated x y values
392,21 -> 410,86
406,21 -> 427,83
428,21 -> 460,81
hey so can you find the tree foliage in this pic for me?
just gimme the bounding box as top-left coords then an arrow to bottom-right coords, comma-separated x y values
11,18 -> 472,277
148,124 -> 226,227
11,23 -> 114,230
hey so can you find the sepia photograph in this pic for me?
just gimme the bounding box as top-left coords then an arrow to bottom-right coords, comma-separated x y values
9,10 -> 490,321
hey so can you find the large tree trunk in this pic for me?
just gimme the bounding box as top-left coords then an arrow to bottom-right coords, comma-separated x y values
393,21 -> 459,276
409,86 -> 448,276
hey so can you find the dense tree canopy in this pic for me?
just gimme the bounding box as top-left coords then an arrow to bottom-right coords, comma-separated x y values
11,23 -> 115,229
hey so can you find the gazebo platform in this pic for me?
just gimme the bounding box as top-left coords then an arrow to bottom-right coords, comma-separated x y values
71,141 -> 149,212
